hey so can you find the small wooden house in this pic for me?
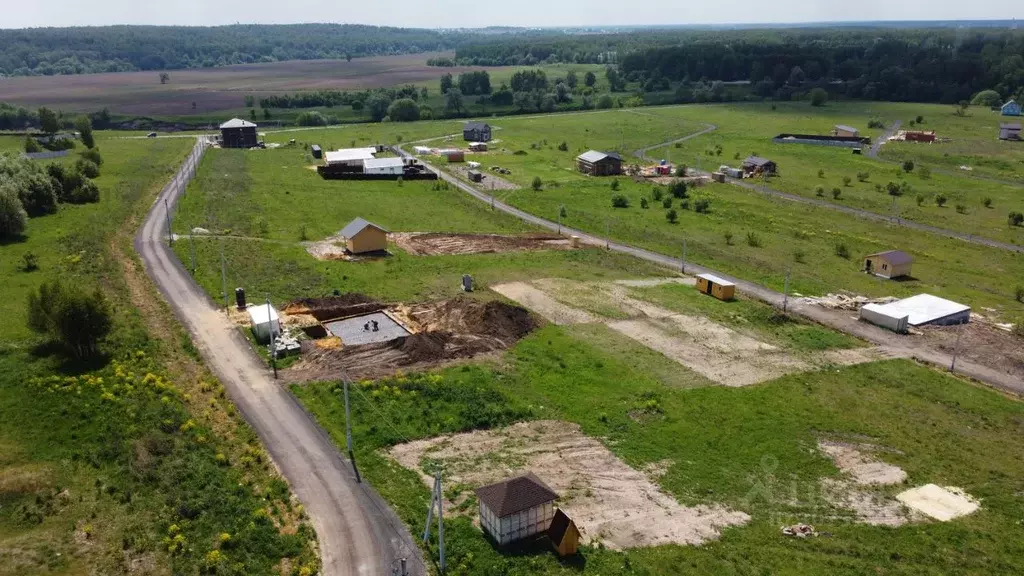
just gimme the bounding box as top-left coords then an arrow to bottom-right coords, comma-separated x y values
219,118 -> 258,148
833,124 -> 860,138
340,218 -> 388,255
576,150 -> 623,176
696,273 -> 736,301
548,509 -> 581,557
475,472 -> 558,546
864,250 -> 913,279
1001,100 -> 1022,117
464,122 -> 492,142
742,156 -> 776,176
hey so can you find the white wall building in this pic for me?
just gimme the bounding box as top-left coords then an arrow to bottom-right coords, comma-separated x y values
475,473 -> 558,546
248,303 -> 281,344
363,157 -> 407,175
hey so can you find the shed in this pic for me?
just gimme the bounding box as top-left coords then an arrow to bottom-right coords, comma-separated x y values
742,156 -> 776,176
413,146 -> 432,155
363,157 -> 406,175
833,125 -> 860,138
548,509 -> 581,557
476,472 -> 558,546
696,273 -> 736,301
219,118 -> 259,149
1001,100 -> 1021,117
864,250 -> 913,279
469,142 -> 488,152
999,123 -> 1021,141
311,144 -> 322,159
248,303 -> 281,344
468,170 -> 483,183
463,122 -> 492,142
445,150 -> 465,163
340,218 -> 389,254
576,150 -> 623,176
861,294 -> 970,327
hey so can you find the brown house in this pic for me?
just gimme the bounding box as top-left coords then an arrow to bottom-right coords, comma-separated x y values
548,509 -> 581,557
340,218 -> 388,254
576,150 -> 623,176
864,250 -> 913,279
742,156 -> 776,176
476,473 -> 558,546
904,130 -> 936,143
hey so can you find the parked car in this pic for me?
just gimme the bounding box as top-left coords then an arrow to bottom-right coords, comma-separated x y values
147,132 -> 158,138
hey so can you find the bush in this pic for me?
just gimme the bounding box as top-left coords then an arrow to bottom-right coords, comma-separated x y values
817,169 -> 825,178
662,197 -> 672,209
1008,211 -> 1024,226
834,242 -> 850,259
887,181 -> 903,196
856,172 -> 870,182
651,187 -> 663,201
21,252 -> 38,272
955,203 -> 967,214
75,159 -> 100,179
676,165 -> 687,177
24,136 -> 41,153
809,87 -> 828,107
679,198 -> 691,210
596,94 -> 614,109
611,194 -> 630,208
665,209 -> 678,223
68,179 -> 100,204
610,179 -> 620,191
916,194 -> 925,206
640,197 -> 649,209
746,232 -> 762,247
902,160 -> 915,173
17,171 -> 59,216
983,197 -> 993,208
557,141 -> 568,152
724,231 -> 734,245
386,98 -> 420,122
875,183 -> 883,193
693,198 -> 710,213
793,249 -> 806,263
79,147 -> 102,166
831,187 -> 842,200
814,185 -> 825,197
669,180 -> 688,199
26,280 -> 112,359
0,185 -> 28,238
295,111 -> 329,126
1015,285 -> 1024,303
935,194 -> 948,207
842,176 -> 852,187
915,115 -> 924,124
531,176 -> 543,191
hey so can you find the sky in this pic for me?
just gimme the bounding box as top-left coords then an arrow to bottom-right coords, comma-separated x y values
2,0 -> 1021,29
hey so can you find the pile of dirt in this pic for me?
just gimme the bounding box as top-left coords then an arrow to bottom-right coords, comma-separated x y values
283,293 -> 383,321
399,332 -> 451,362
409,297 -> 536,346
392,232 -> 573,256
800,293 -> 897,311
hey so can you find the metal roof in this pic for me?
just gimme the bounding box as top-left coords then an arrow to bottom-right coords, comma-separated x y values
578,150 -> 612,163
219,118 -> 257,129
340,217 -> 388,239
697,273 -> 735,287
1000,123 -> 1022,130
464,121 -> 490,131
363,157 -> 406,169
864,294 -> 969,327
834,124 -> 859,133
475,472 -> 558,517
866,250 -> 913,266
325,148 -> 377,164
1002,100 -> 1018,108
743,156 -> 774,167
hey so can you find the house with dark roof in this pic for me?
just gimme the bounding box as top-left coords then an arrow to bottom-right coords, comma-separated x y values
864,250 -> 913,279
999,122 -> 1021,141
463,122 -> 492,142
219,118 -> 258,148
340,218 -> 389,254
742,156 -> 776,176
548,509 -> 581,557
475,472 -> 558,546
576,150 -> 623,176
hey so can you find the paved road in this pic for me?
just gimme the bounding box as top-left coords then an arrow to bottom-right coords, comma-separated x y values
398,141 -> 1023,396
136,138 -> 424,576
867,120 -> 901,158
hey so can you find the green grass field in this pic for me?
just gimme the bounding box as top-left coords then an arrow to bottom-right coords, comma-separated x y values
0,134 -> 318,575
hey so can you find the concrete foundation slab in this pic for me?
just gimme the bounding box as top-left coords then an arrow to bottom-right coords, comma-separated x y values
896,484 -> 979,521
323,312 -> 410,346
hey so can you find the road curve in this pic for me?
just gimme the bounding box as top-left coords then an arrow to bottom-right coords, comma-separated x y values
397,140 -> 1023,396
135,138 -> 424,576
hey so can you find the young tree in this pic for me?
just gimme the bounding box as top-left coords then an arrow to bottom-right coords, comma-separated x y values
27,280 -> 112,360
809,87 -> 828,107
665,208 -> 678,223
440,73 -> 454,94
387,98 -> 421,122
263,108 -> 271,120
531,176 -> 543,191
244,95 -> 255,108
159,72 -> 170,84
249,108 -> 257,120
902,160 -> 915,173
444,88 -> 464,116
584,71 -> 597,88
0,185 -> 28,239
38,107 -> 59,135
75,116 -> 95,149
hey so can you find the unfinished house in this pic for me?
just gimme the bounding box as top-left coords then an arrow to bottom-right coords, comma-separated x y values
833,125 -> 860,138
219,118 -> 258,148
742,156 -> 776,176
576,150 -> 623,176
476,472 -> 558,546
463,122 -> 492,142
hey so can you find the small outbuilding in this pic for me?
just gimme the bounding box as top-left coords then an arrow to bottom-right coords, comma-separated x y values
864,250 -> 913,279
833,125 -> 860,138
548,509 -> 581,557
469,142 -> 488,152
999,123 -> 1021,141
464,122 -> 492,142
363,157 -> 407,175
475,472 -> 558,546
248,302 -> 281,344
311,144 -> 323,159
468,170 -> 484,183
742,156 -> 776,176
340,217 -> 389,254
861,294 -> 970,329
1001,99 -> 1022,117
219,118 -> 259,149
696,273 -> 736,301
445,150 -> 466,163
576,150 -> 623,176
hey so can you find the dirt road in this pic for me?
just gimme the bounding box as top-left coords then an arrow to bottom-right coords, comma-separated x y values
136,138 -> 424,576
397,139 -> 1023,396
868,120 -> 901,158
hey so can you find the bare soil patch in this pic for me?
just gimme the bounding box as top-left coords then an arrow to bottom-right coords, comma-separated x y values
448,165 -> 519,190
302,234 -> 390,261
818,440 -> 910,526
918,321 -> 1024,380
388,420 -> 749,550
283,295 -> 536,382
819,440 -> 907,485
392,232 -> 573,256
491,282 -> 596,326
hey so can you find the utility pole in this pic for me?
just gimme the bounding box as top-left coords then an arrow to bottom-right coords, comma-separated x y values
189,227 -> 196,275
220,240 -> 229,310
164,198 -> 173,246
423,471 -> 446,573
343,375 -> 361,482
782,267 -> 792,314
950,322 -> 964,372
557,205 -> 563,234
267,297 -> 278,380
605,218 -> 610,250
680,239 -> 687,274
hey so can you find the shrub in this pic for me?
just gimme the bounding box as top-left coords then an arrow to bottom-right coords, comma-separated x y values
857,172 -> 870,182
610,179 -> 620,191
675,165 -> 687,177
21,252 -> 38,272
0,185 -> 29,238
874,183 -> 883,193
834,242 -> 850,259
665,209 -> 678,223
955,203 -> 967,214
669,180 -> 688,199
662,197 -> 672,209
902,160 -> 915,173
640,197 -> 649,209
868,119 -> 885,129
724,231 -> 734,245
386,98 -> 420,122
693,198 -> 710,213
559,205 -> 567,218
79,147 -> 103,166
76,159 -> 100,179
831,187 -> 842,200
596,94 -> 614,109
557,141 -> 568,151
68,179 -> 100,204
679,198 -> 691,210
935,194 -> 948,207
651,187 -> 663,201
815,186 -> 825,197
1015,285 -> 1024,303
916,115 -> 924,124
887,181 -> 903,196
918,166 -> 931,180
295,111 -> 329,126
817,169 -> 825,178
746,232 -> 762,247
983,197 -> 993,208
793,249 -> 806,263
916,194 -> 925,206
809,87 -> 828,107
24,136 -> 41,153
26,280 -> 112,359
611,194 -> 630,208
531,176 -> 543,191
1009,211 -> 1024,226
842,176 -> 852,187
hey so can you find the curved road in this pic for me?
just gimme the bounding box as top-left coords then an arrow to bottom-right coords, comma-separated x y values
136,138 -> 423,576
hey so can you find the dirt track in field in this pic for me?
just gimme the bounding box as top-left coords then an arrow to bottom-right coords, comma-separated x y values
392,232 -> 574,256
